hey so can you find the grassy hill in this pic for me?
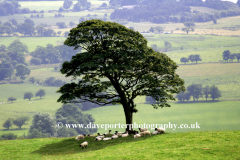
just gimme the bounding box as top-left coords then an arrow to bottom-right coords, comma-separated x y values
0,131 -> 239,159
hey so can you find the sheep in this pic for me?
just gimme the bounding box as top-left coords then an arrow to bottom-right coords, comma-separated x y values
122,131 -> 129,138
134,134 -> 141,138
103,137 -> 112,141
87,134 -> 95,138
111,134 -> 118,139
152,131 -> 159,135
155,128 -> 165,134
140,131 -> 151,137
79,141 -> 88,149
94,137 -> 102,141
96,133 -> 105,138
115,131 -> 125,136
75,134 -> 86,141
104,130 -> 112,136
139,128 -> 148,132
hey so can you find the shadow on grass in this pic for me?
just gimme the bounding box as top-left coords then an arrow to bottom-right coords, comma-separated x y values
31,134 -> 165,155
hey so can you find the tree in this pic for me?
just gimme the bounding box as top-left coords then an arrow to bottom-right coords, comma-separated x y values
0,60 -> 14,80
35,89 -> 46,99
55,104 -> 98,134
30,57 -> 41,65
237,0 -> 240,7
17,23 -> 35,36
209,85 -> 221,101
69,21 -> 76,27
188,54 -> 202,64
15,64 -> 31,80
222,50 -> 231,62
63,0 -> 73,10
29,113 -> 57,137
182,27 -> 194,34
2,118 -> 13,129
8,97 -> 17,103
187,84 -> 202,101
0,133 -> 17,140
101,2 -> 108,8
56,20 -> 185,132
13,116 -> 29,129
180,57 -> 189,64
203,85 -> 210,101
7,39 -> 28,64
183,21 -> 195,28
56,22 -> 67,29
164,41 -> 172,51
235,53 -> 240,63
28,77 -> 35,84
24,92 -> 34,100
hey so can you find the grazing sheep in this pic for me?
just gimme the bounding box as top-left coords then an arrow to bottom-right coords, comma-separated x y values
139,128 -> 148,132
75,134 -> 86,141
140,131 -> 151,137
122,131 -> 129,138
94,137 -> 102,141
155,128 -> 165,134
111,134 -> 118,139
79,141 -> 88,149
103,137 -> 112,141
96,133 -> 105,138
115,131 -> 125,136
104,130 -> 112,136
134,134 -> 141,138
87,134 -> 95,138
152,131 -> 159,135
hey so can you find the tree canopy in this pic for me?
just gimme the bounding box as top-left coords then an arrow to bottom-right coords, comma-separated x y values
57,19 -> 185,131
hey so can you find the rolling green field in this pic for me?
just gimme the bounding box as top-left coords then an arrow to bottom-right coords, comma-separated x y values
0,131 -> 239,159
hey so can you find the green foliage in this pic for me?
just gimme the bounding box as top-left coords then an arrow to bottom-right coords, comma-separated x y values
73,0 -> 91,12
56,22 -> 67,29
164,41 -> 172,51
0,59 -> 14,80
209,85 -> 221,100
15,64 -> 31,80
180,57 -> 189,64
183,21 -> 195,28
63,0 -> 73,10
57,19 -> 185,131
57,126 -> 78,137
2,118 -> 13,130
222,50 -> 231,62
182,27 -> 195,34
203,85 -> 210,101
43,77 -> 65,87
55,104 -> 98,135
0,133 -> 17,140
23,92 -> 34,100
29,113 -> 57,137
27,128 -> 47,139
28,77 -> 35,84
188,54 -> 202,64
187,84 -> 203,101
149,26 -> 164,33
13,116 -> 29,129
7,39 -> 28,64
35,89 -> 46,99
7,97 -> 16,103
30,58 -> 41,65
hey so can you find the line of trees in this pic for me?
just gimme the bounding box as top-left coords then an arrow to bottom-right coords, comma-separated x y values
180,54 -> 202,64
222,50 -> 240,63
176,84 -> 221,102
110,0 -> 240,24
23,89 -> 46,100
2,116 -> 29,130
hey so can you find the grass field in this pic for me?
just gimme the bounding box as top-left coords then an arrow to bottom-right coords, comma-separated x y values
0,131 -> 239,159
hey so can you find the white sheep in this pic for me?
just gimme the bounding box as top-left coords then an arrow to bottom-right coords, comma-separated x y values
111,134 -> 118,139
79,141 -> 88,149
122,131 -> 129,138
115,131 -> 125,136
96,133 -> 105,138
103,137 -> 112,141
155,128 -> 165,134
152,131 -> 159,135
87,134 -> 95,138
134,134 -> 141,138
94,137 -> 102,141
104,130 -> 112,136
140,131 -> 151,137
75,134 -> 86,141
139,128 -> 148,132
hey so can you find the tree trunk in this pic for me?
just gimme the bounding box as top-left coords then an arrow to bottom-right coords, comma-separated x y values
123,106 -> 133,132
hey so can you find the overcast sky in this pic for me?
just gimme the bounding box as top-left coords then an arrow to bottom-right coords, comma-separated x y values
220,0 -> 237,3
